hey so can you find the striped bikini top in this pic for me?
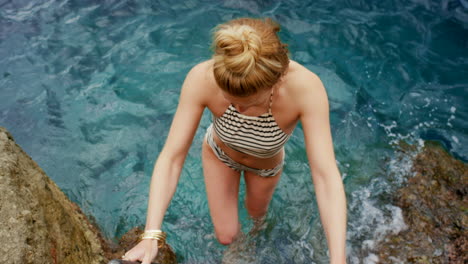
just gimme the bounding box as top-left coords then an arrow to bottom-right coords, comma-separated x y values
213,90 -> 292,158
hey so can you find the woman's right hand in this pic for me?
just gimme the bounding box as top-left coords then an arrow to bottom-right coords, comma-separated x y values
122,239 -> 159,264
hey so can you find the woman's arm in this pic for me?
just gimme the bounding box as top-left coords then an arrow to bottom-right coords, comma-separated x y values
145,63 -> 208,230
124,62 -> 211,264
294,70 -> 347,264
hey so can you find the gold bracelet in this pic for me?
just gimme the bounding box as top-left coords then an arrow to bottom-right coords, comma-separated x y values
143,230 -> 165,234
140,230 -> 167,248
144,229 -> 164,233
141,231 -> 166,239
141,234 -> 166,240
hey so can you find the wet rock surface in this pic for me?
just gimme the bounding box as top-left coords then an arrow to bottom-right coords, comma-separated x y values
0,127 -> 177,264
373,141 -> 467,263
0,126 -> 107,264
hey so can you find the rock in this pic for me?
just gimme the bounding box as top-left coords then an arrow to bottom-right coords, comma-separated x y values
0,126 -> 177,264
0,126 -> 108,264
372,141 -> 467,263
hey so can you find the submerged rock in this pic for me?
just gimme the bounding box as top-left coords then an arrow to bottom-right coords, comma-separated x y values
373,141 -> 467,263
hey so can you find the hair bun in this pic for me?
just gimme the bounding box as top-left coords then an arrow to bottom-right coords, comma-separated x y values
214,24 -> 261,76
212,18 -> 289,97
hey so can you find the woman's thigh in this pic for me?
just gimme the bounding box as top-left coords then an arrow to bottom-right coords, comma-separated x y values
202,141 -> 241,244
244,169 -> 282,218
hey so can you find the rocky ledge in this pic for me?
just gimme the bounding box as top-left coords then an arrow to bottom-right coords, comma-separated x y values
373,141 -> 467,263
0,127 -> 176,264
0,126 -> 107,263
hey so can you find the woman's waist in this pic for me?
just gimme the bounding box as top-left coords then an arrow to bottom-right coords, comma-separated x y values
212,129 -> 284,169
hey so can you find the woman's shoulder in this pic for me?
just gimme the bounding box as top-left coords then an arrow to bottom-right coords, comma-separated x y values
284,60 -> 324,96
180,59 -> 220,105
286,60 -> 321,84
186,59 -> 214,81
192,58 -> 214,70
281,60 -> 328,116
183,59 -> 218,89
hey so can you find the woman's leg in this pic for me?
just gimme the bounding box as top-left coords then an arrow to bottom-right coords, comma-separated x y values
244,169 -> 282,219
202,140 -> 242,245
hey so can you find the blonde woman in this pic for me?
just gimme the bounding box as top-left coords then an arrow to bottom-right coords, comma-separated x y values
123,17 -> 347,264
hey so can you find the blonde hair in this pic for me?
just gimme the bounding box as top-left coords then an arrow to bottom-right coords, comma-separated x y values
212,18 -> 289,97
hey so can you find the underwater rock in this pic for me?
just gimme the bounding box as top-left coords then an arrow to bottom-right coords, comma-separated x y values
0,126 -> 107,264
374,141 -> 467,263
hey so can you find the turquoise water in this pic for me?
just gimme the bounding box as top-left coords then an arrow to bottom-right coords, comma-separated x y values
1,0 -> 467,262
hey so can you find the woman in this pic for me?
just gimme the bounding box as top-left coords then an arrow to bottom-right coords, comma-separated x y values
123,17 -> 347,264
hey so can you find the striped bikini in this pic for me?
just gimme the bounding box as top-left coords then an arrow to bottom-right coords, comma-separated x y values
205,90 -> 292,177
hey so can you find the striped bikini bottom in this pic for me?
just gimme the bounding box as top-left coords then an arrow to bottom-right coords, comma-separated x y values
205,124 -> 284,177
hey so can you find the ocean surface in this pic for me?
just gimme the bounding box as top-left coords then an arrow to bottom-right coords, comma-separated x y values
0,0 -> 467,263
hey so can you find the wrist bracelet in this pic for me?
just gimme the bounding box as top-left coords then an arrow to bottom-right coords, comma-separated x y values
140,229 -> 167,248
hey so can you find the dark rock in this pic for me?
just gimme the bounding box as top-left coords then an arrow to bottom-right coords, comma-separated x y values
373,141 -> 467,263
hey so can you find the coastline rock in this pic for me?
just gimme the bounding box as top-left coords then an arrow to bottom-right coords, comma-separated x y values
0,126 -> 177,264
0,126 -> 108,264
374,141 -> 467,263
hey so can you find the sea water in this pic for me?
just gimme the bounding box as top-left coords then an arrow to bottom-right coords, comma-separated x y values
0,0 -> 466,263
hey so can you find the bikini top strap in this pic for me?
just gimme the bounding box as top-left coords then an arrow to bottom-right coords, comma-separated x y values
268,88 -> 274,114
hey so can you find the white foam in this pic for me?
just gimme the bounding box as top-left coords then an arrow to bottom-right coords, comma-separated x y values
450,106 -> 456,113
349,111 -> 429,262
379,121 -> 398,142
350,186 -> 408,240
354,201 -> 408,263
363,254 -> 379,264
417,138 -> 425,149
362,239 -> 375,249
387,206 -> 407,235
452,136 -> 459,144
350,139 -> 418,262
